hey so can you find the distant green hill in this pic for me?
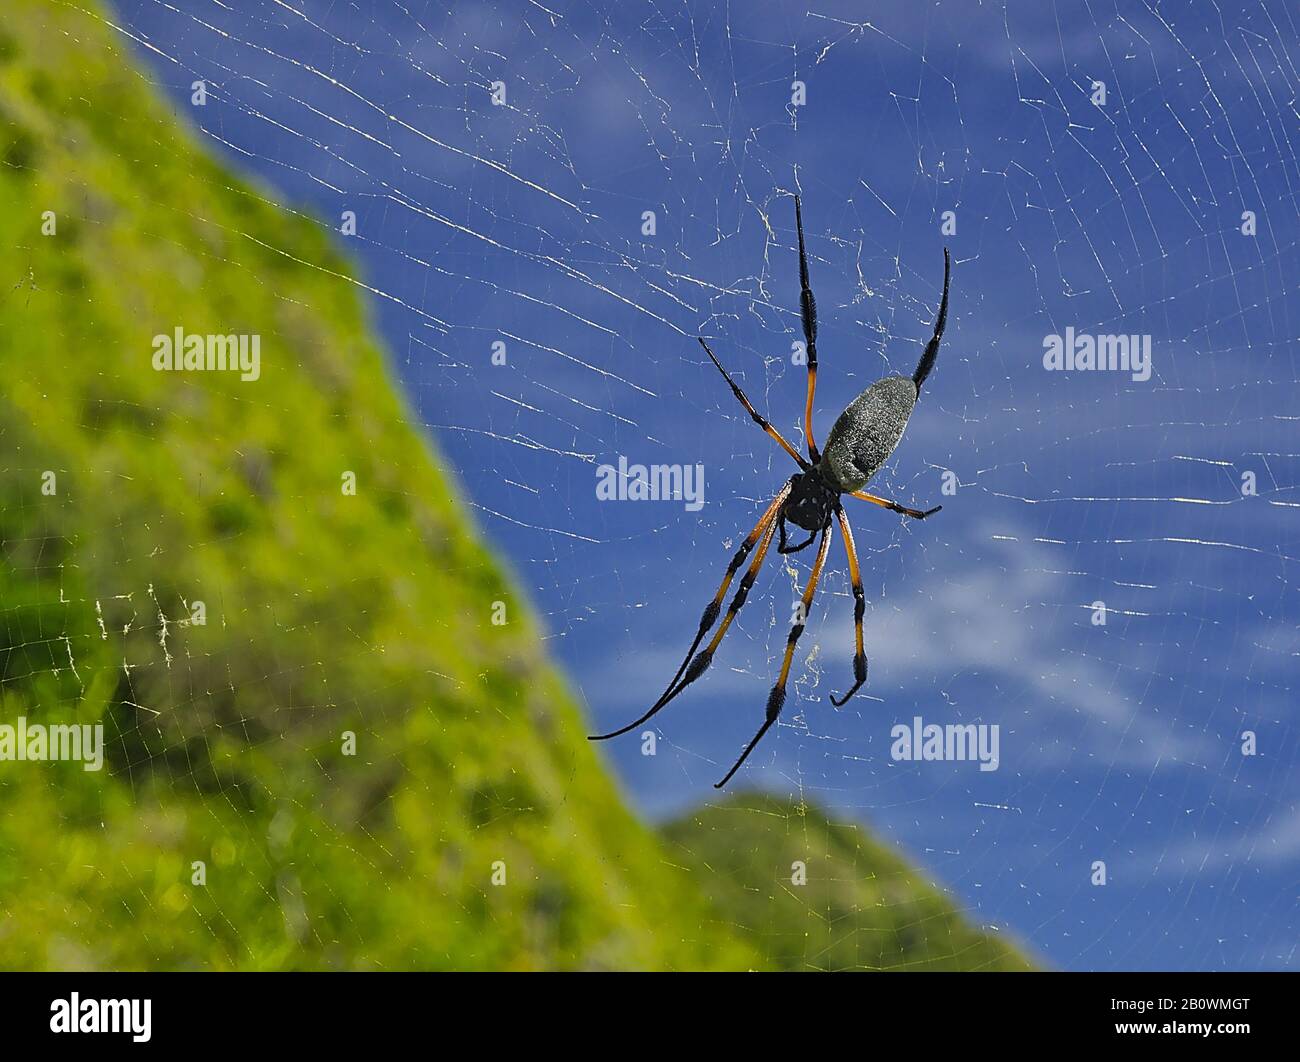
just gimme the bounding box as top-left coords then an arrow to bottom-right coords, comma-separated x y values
0,0 -> 1029,971
664,793 -> 1034,971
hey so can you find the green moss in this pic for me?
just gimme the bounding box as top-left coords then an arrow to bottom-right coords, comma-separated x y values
0,0 -> 1032,973
0,0 -> 751,971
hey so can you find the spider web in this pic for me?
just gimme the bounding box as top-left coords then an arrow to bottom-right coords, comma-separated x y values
83,0 -> 1300,970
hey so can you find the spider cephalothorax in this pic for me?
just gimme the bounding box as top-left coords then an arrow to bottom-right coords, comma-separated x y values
591,195 -> 951,788
780,468 -> 837,547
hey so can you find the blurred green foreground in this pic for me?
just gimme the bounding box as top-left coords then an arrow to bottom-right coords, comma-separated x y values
0,0 -> 1030,971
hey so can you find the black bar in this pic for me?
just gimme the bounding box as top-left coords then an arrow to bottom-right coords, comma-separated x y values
0,971 -> 1289,1049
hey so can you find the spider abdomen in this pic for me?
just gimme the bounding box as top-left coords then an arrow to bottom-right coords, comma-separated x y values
819,376 -> 917,493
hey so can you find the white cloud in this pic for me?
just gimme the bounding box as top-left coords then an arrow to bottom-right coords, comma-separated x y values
821,517 -> 1218,770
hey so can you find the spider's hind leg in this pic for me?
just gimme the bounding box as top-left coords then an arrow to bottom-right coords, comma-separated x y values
912,248 -> 951,394
794,194 -> 821,463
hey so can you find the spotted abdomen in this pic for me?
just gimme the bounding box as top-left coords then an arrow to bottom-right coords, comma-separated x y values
819,375 -> 917,493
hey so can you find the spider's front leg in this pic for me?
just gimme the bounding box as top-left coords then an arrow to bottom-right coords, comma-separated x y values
716,520 -> 834,788
588,482 -> 791,741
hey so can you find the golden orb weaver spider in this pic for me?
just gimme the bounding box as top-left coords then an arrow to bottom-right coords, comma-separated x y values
591,195 -> 951,788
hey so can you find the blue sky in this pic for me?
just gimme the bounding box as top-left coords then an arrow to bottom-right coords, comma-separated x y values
106,0 -> 1298,970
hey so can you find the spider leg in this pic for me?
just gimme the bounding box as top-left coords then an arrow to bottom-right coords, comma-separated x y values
912,248 -> 951,393
794,195 -> 820,463
588,484 -> 790,742
777,512 -> 817,555
715,520 -> 833,788
698,338 -> 810,471
829,505 -> 868,707
849,490 -> 942,520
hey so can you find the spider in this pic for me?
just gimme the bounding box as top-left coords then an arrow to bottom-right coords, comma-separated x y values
590,195 -> 951,788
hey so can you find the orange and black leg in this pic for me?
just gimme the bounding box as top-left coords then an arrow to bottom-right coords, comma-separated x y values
850,490 -> 942,520
715,520 -> 833,788
794,195 -> 820,463
589,483 -> 790,741
698,338 -> 809,470
830,505 -> 868,707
